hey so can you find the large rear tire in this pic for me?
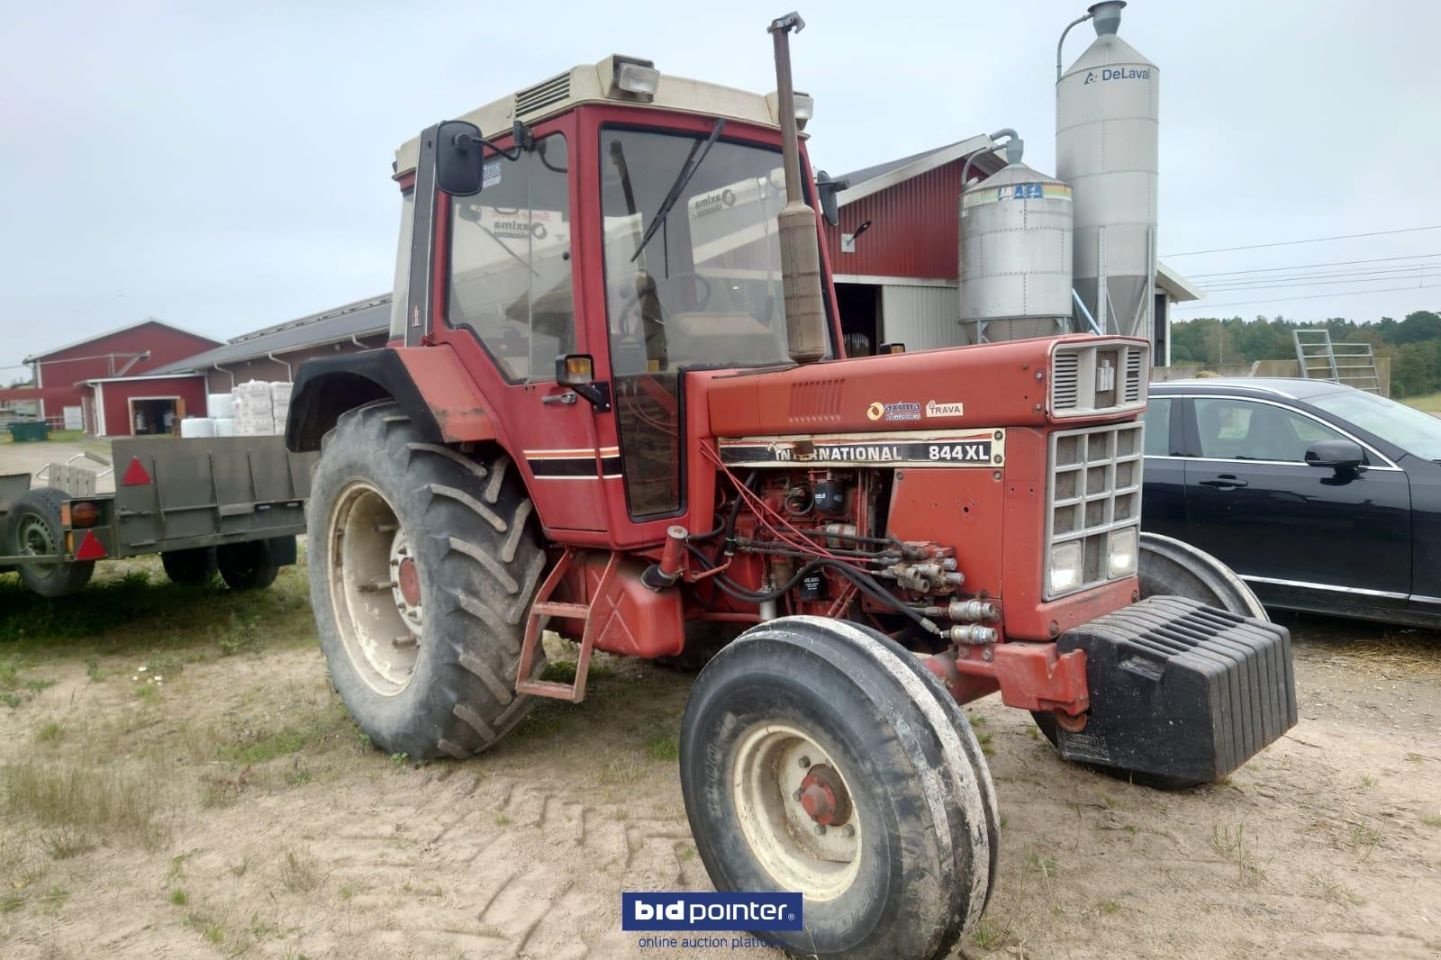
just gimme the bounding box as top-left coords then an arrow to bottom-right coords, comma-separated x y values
307,401 -> 546,761
680,616 -> 996,960
4,487 -> 94,598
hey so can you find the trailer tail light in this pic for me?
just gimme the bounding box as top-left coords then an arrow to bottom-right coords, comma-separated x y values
67,501 -> 101,529
72,531 -> 107,562
121,456 -> 152,486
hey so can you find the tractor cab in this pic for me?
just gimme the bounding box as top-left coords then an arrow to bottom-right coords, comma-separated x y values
387,56 -> 835,541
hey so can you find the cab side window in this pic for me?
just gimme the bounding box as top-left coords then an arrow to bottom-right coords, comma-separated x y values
1194,398 -> 1345,462
447,134 -> 572,381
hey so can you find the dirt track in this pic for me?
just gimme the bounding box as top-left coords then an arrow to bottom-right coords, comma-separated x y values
1,562 -> 1440,960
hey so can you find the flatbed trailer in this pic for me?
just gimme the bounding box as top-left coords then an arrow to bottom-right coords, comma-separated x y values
1,435 -> 316,596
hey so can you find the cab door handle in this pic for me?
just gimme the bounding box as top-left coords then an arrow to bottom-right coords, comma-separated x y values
1199,475 -> 1248,489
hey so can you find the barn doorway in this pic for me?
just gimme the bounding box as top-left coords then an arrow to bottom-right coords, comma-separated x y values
129,397 -> 183,436
835,282 -> 881,357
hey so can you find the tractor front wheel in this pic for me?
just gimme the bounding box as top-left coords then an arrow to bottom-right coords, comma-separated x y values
307,402 -> 546,761
680,616 -> 997,960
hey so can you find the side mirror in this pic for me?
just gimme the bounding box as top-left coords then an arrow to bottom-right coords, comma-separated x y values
554,354 -> 611,412
436,120 -> 486,197
1305,439 -> 1365,473
815,170 -> 848,227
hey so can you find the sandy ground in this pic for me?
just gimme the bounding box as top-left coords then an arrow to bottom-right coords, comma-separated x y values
1,559 -> 1439,960
0,439 -> 115,494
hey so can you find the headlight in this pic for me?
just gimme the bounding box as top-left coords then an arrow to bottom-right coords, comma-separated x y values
1049,541 -> 1083,595
613,59 -> 660,99
1108,526 -> 1138,578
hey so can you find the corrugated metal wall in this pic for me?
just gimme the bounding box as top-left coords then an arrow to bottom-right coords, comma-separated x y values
880,285 -> 963,348
825,161 -> 962,280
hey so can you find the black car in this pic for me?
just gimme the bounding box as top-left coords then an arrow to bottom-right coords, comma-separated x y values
1142,378 -> 1441,628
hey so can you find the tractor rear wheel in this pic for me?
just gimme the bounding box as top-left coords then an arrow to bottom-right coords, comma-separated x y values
308,402 -> 545,761
4,487 -> 94,598
680,616 -> 996,960
162,547 -> 217,586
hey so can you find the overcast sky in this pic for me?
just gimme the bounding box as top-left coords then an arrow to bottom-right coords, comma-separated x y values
3,0 -> 1439,374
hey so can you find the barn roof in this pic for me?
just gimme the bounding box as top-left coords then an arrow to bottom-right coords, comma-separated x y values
151,295 -> 392,374
835,135 -> 1007,206
23,318 -> 220,364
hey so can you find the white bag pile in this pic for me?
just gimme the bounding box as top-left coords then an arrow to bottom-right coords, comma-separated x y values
270,381 -> 293,431
234,380 -> 276,436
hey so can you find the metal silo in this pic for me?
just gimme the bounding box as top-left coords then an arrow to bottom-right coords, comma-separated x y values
958,137 -> 1074,344
1056,1 -> 1158,342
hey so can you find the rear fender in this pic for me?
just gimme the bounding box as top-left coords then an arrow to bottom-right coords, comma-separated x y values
285,346 -> 498,452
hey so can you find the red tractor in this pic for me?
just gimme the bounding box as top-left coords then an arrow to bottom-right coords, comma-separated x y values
287,17 -> 1294,959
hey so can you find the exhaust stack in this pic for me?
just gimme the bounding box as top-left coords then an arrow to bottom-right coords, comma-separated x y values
769,12 -> 827,364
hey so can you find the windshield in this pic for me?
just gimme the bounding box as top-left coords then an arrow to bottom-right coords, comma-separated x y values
601,128 -> 805,375
1308,389 -> 1441,460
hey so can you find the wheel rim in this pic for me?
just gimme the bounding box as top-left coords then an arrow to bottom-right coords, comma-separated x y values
328,482 -> 422,696
15,513 -> 58,576
731,723 -> 863,901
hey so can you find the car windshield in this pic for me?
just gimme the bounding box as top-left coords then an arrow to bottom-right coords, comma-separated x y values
1308,389 -> 1441,460
600,128 -> 813,375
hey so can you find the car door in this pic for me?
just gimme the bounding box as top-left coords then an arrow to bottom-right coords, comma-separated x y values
1180,395 -> 1412,613
1139,396 -> 1188,539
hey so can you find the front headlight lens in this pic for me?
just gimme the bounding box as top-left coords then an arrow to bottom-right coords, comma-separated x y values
1049,541 -> 1083,595
1108,526 -> 1138,578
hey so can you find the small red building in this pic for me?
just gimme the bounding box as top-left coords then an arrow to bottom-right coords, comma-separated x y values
20,320 -> 220,428
83,374 -> 210,438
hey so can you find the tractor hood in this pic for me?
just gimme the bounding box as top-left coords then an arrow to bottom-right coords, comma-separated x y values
706,335 -> 1146,436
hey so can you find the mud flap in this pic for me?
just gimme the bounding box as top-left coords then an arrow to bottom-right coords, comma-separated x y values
1054,596 -> 1297,783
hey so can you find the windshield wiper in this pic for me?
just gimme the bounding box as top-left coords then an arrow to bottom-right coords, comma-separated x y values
630,118 -> 726,263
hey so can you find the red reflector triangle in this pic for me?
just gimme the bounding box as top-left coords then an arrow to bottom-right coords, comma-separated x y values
74,531 -> 107,561
121,457 -> 151,486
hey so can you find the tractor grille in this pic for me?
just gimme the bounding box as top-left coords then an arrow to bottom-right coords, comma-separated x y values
1045,421 -> 1144,598
1050,340 -> 1148,418
515,72 -> 571,117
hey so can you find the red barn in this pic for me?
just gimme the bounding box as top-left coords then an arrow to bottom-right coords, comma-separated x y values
819,138 -> 1198,364
20,319 -> 220,428
84,374 -> 211,438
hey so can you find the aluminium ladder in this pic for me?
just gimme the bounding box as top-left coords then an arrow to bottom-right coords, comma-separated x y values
1292,329 -> 1381,393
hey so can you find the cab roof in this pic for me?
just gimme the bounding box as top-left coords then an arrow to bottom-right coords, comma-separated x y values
395,56 -> 788,178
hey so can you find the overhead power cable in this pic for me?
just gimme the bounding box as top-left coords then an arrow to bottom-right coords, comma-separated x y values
1173,282 -> 1439,311
1200,266 -> 1441,292
1163,225 -> 1441,258
1190,251 -> 1441,279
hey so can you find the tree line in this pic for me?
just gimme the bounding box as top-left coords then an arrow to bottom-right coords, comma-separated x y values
1170,310 -> 1441,397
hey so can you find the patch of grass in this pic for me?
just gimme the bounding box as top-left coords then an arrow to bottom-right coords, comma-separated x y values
644,731 -> 679,762
84,657 -> 105,683
338,882 -> 357,901
278,848 -> 323,894
494,814 -> 513,827
185,911 -> 226,945
1402,392 -> 1441,414
1316,875 -> 1364,907
0,890 -> 25,913
1347,822 -> 1383,860
1096,898 -> 1122,915
541,660 -> 578,683
974,728 -> 995,757
1358,774 -> 1378,789
2,759 -> 168,849
38,884 -> 69,913
170,888 -> 189,906
221,727 -> 307,765
40,826 -> 96,860
1421,811 -> 1441,828
133,682 -> 159,703
34,720 -> 65,744
1211,823 -> 1264,886
969,917 -> 1005,949
1026,851 -> 1058,878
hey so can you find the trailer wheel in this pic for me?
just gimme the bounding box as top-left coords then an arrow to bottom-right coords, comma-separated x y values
308,401 -> 545,762
4,487 -> 93,598
217,541 -> 279,590
161,547 -> 217,586
681,616 -> 995,960
1138,532 -> 1268,621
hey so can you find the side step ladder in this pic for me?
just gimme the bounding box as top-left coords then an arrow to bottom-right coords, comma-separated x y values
514,549 -> 618,702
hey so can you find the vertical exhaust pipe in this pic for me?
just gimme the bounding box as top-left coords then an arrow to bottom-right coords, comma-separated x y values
769,12 -> 827,364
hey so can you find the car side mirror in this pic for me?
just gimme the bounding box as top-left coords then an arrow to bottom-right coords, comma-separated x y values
815,170 -> 848,227
1305,439 -> 1365,473
436,120 -> 486,197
